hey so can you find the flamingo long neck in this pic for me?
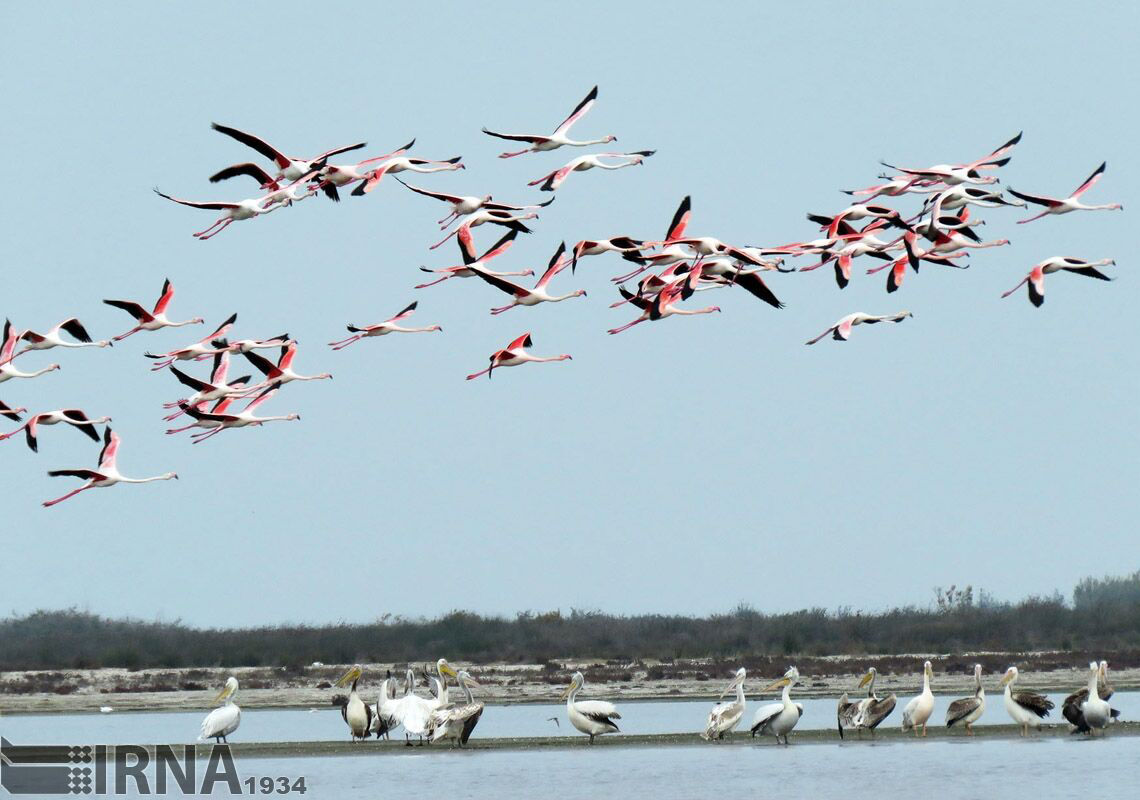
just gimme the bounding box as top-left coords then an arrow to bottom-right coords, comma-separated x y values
532,355 -> 568,363
671,306 -> 718,317
119,474 -> 171,484
256,415 -> 295,423
168,319 -> 199,328
1076,202 -> 1120,211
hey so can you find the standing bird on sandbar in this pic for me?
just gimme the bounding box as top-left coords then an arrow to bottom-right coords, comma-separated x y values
702,667 -> 747,741
1008,162 -> 1122,224
1000,257 -> 1115,307
465,332 -> 571,381
198,677 -> 241,743
750,667 -> 803,744
430,670 -> 484,747
1074,662 -> 1113,736
562,671 -> 620,744
1063,660 -> 1118,733
333,665 -> 373,742
1000,666 -> 1054,736
945,664 -> 986,735
901,661 -> 935,737
482,86 -> 616,158
42,427 -> 177,507
838,667 -> 896,738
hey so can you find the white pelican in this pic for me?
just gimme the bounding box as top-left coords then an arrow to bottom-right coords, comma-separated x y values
901,661 -> 935,737
198,677 -> 240,743
371,672 -> 400,740
333,665 -> 373,742
945,664 -> 986,735
838,667 -> 896,738
1000,666 -> 1054,736
431,670 -> 484,747
1078,662 -> 1112,735
1063,660 -> 1118,733
562,671 -> 620,743
701,668 -> 746,741
750,667 -> 803,744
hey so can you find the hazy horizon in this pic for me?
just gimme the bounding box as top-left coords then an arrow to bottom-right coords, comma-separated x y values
2,2 -> 1137,628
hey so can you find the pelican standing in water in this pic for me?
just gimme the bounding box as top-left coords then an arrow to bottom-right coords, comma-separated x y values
1077,662 -> 1112,736
198,677 -> 240,743
750,667 -> 803,744
702,668 -> 746,741
839,667 -> 896,738
562,671 -> 620,743
431,670 -> 485,747
1063,660 -> 1118,733
1000,666 -> 1054,736
901,661 -> 935,737
945,664 -> 986,735
334,665 -> 373,742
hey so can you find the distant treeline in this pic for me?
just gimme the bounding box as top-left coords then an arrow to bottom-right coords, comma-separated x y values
2,572 -> 1138,671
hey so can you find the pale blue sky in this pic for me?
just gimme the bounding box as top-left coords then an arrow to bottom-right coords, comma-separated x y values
2,3 -> 1136,627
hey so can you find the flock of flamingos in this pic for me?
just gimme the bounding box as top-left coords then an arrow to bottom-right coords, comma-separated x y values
0,86 -> 1121,507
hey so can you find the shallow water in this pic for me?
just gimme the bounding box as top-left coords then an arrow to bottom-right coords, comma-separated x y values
2,691 -> 1135,744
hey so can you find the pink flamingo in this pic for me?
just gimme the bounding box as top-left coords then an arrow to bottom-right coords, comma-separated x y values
143,313 -> 237,370
466,243 -> 586,314
1008,162 -> 1123,224
805,311 -> 913,345
162,356 -> 253,422
465,332 -> 572,380
415,229 -> 530,289
608,267 -> 721,335
1000,257 -> 1116,307
879,131 -> 1022,185
242,342 -> 332,391
0,408 -> 110,453
209,122 -> 366,186
10,318 -> 110,363
0,321 -> 59,384
352,155 -> 464,196
172,388 -> 299,444
42,428 -> 177,507
428,208 -> 537,251
528,151 -> 654,192
329,302 -> 442,350
611,195 -> 692,284
153,188 -> 286,240
103,279 -> 204,341
396,177 -> 553,228
0,400 -> 25,422
482,86 -> 616,158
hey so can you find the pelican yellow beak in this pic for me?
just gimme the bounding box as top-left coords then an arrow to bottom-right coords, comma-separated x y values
213,685 -> 234,704
560,682 -> 575,700
334,666 -> 362,688
439,662 -> 459,679
858,671 -> 873,688
762,677 -> 791,692
925,664 -> 934,681
999,671 -> 1013,687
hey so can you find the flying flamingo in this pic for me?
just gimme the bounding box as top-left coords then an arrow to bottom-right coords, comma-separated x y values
608,268 -> 721,335
482,86 -> 616,158
329,302 -> 442,350
1,400 -> 25,422
173,388 -> 300,444
1008,162 -> 1123,224
42,427 -> 178,508
466,242 -> 587,314
216,334 -> 293,356
693,258 -> 785,309
0,409 -> 111,453
569,237 -> 646,272
311,139 -> 416,200
465,332 -> 572,380
808,204 -> 912,239
428,208 -> 537,250
416,229 -> 530,289
395,177 -> 554,228
804,311 -> 913,345
242,342 -> 332,391
528,151 -> 654,192
209,122 -> 366,186
879,131 -> 1023,186
352,155 -> 465,195
162,359 -> 253,422
143,314 -> 237,370
842,175 -> 941,200
103,279 -> 204,341
865,232 -> 968,293
611,195 -> 692,284
153,188 -> 285,240
164,395 -> 238,436
1000,257 -> 1116,307
10,318 -> 110,362
0,321 -> 59,384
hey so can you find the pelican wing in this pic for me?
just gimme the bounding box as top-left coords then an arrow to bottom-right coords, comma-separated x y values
750,701 -> 783,733
574,699 -> 620,726
1012,691 -> 1054,718
200,704 -> 240,741
859,694 -> 896,729
945,696 -> 982,727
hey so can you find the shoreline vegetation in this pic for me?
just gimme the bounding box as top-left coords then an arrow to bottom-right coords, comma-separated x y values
3,573 -> 1137,672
